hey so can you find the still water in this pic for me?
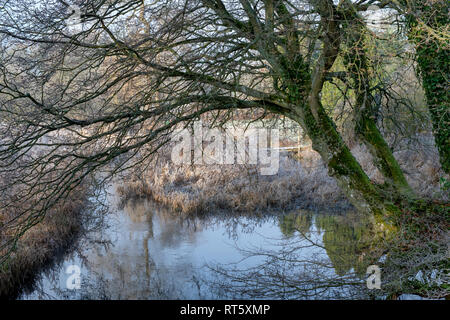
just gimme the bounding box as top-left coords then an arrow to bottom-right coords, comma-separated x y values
22,184 -> 377,300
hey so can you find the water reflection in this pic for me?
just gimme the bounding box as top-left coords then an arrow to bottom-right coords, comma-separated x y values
316,214 -> 379,277
22,186 -> 382,300
279,211 -> 313,237
207,212 -> 382,299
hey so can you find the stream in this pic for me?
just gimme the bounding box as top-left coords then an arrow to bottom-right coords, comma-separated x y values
20,183 -> 390,300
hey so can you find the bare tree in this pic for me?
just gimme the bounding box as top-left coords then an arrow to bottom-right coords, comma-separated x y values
0,0 -> 446,261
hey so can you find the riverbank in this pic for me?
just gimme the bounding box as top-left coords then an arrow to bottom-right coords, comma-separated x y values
0,186 -> 87,299
10,180 -> 447,300
1,136 -> 447,299
118,141 -> 447,216
118,153 -> 353,215
382,199 -> 449,299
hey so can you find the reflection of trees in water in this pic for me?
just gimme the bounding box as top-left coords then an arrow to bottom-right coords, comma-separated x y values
279,211 -> 313,237
48,265 -> 186,300
65,198 -> 273,299
315,213 -> 379,277
73,199 -> 203,299
26,194 -> 390,300
30,197 -> 205,299
124,198 -> 205,247
92,204 -> 382,299
208,211 -> 382,299
279,211 -> 379,277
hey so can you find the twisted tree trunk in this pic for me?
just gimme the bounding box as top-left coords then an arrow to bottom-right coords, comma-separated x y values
340,5 -> 414,198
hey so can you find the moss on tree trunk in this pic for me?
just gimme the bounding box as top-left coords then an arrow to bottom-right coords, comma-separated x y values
406,0 -> 450,174
289,100 -> 398,217
341,16 -> 414,198
358,117 -> 413,197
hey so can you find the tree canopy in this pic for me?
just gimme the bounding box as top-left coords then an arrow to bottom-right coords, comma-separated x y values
0,0 -> 448,261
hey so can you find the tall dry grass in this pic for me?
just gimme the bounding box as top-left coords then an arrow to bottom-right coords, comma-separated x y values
118,137 -> 447,216
0,185 -> 87,299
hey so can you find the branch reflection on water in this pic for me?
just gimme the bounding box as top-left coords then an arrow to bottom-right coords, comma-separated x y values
206,211 -> 384,299
24,186 -> 387,300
